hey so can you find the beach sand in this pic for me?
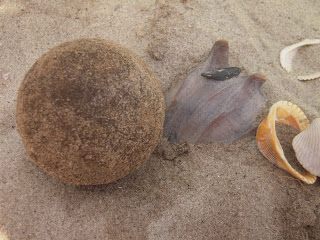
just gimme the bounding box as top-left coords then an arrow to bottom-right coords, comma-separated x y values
1,0 -> 320,239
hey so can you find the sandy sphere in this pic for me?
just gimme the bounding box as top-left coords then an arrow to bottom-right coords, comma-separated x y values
16,38 -> 165,185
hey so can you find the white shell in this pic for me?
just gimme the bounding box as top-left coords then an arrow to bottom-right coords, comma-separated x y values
293,118 -> 320,176
280,39 -> 320,81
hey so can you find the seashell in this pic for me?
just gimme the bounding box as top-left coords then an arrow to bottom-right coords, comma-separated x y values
280,39 -> 320,81
293,118 -> 320,176
164,40 -> 268,143
280,39 -> 320,73
256,100 -> 317,184
201,67 -> 241,80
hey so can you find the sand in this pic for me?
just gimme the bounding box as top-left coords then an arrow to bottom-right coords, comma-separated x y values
0,0 -> 320,239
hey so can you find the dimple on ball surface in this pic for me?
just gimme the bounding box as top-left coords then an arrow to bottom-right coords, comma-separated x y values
16,38 -> 165,185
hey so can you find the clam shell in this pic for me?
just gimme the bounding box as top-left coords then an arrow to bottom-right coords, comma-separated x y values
256,101 -> 317,184
280,39 -> 320,81
293,118 -> 320,176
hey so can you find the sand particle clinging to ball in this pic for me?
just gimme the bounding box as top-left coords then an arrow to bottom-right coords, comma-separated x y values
16,38 -> 165,185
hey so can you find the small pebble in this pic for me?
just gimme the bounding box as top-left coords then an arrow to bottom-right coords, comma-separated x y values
2,73 -> 10,80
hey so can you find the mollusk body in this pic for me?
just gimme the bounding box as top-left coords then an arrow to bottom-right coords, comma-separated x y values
164,40 -> 267,143
256,101 -> 316,184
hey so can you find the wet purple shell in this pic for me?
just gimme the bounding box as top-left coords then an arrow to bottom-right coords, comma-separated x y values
164,40 -> 267,143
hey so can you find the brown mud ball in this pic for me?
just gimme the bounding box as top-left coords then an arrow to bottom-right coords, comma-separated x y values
16,38 -> 165,185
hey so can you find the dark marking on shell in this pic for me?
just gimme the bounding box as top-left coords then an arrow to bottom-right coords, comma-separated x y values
201,67 -> 241,80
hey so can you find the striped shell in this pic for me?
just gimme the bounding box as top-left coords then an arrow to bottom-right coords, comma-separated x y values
256,101 -> 317,184
293,118 -> 320,176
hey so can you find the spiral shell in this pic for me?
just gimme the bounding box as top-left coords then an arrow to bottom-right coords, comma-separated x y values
256,101 -> 317,184
293,118 -> 320,176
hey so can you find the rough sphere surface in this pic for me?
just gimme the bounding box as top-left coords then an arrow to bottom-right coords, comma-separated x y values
16,38 -> 165,185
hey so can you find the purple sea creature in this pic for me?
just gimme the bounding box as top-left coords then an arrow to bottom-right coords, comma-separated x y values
164,40 -> 268,143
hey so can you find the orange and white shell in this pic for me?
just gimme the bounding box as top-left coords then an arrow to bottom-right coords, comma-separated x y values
256,100 -> 317,184
293,118 -> 320,177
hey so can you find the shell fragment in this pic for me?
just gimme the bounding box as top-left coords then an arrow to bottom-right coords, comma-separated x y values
280,39 -> 320,81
